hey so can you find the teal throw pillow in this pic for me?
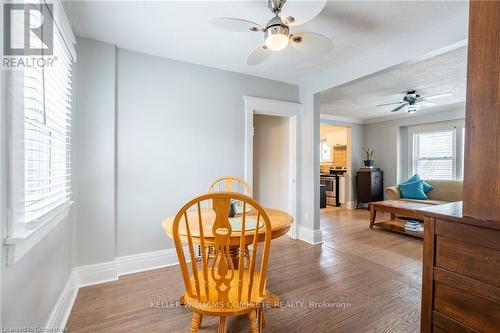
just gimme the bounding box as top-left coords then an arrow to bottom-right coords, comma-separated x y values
402,174 -> 433,193
398,180 -> 428,200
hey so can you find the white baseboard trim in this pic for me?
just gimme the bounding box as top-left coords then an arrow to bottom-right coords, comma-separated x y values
286,222 -> 298,239
116,248 -> 182,276
46,270 -> 78,330
75,260 -> 118,287
48,247 -> 187,330
75,247 -> 186,288
345,201 -> 356,209
298,226 -> 323,245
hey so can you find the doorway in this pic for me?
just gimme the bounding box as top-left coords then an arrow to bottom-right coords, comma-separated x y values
319,123 -> 351,209
243,96 -> 299,239
253,115 -> 290,212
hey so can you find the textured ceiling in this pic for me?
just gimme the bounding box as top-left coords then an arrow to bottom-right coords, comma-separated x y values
63,1 -> 468,84
320,46 -> 467,122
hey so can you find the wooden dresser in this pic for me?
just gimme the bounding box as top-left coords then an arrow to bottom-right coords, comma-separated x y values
355,167 -> 383,208
418,202 -> 500,333
417,1 -> 500,331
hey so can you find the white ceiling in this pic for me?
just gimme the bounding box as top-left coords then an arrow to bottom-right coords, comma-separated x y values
63,1 -> 468,84
320,46 -> 467,122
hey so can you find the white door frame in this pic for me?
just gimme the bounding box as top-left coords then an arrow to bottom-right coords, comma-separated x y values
244,96 -> 300,240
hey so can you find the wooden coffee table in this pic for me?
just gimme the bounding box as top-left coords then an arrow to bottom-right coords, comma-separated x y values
369,200 -> 434,238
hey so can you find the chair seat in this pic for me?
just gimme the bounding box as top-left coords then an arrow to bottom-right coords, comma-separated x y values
183,269 -> 267,316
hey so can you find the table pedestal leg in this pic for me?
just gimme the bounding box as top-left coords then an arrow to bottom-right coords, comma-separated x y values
229,245 -> 240,268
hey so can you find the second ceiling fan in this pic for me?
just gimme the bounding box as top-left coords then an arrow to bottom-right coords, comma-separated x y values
211,0 -> 332,66
377,90 -> 453,113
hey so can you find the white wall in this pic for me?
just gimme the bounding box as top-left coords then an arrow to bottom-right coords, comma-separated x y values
73,38 -> 117,265
72,39 -> 299,261
298,90 -> 321,237
365,108 -> 466,188
253,115 -> 289,212
116,48 -> 298,256
1,217 -> 74,327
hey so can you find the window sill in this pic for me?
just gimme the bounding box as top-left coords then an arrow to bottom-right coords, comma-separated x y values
4,201 -> 74,265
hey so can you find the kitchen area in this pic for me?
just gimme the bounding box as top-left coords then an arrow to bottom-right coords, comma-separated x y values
320,125 -> 349,208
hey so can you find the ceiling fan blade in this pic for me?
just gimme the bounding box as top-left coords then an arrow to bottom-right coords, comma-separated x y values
280,0 -> 327,26
419,101 -> 436,107
424,93 -> 453,100
247,44 -> 272,66
376,101 -> 405,107
391,103 -> 408,112
289,32 -> 332,55
210,17 -> 262,32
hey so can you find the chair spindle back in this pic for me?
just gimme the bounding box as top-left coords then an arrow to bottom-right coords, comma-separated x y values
172,192 -> 271,307
208,176 -> 253,197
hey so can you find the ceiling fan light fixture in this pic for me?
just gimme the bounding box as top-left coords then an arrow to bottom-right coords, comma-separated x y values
264,22 -> 289,51
265,33 -> 289,51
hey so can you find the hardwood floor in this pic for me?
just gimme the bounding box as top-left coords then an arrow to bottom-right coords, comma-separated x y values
67,208 -> 423,332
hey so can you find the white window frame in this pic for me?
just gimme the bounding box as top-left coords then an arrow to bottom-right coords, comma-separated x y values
407,119 -> 465,181
4,0 -> 77,265
413,128 -> 457,179
320,139 -> 332,163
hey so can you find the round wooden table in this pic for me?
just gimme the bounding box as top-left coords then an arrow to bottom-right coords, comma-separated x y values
161,207 -> 293,308
162,207 -> 293,246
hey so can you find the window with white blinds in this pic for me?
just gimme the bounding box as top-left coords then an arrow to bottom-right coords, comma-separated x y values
412,129 -> 456,180
19,5 -> 73,229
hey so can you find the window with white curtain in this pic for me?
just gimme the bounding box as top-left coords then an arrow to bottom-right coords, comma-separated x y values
8,1 -> 76,241
412,129 -> 457,180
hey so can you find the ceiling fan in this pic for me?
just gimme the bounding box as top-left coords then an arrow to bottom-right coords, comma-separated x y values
210,0 -> 332,66
376,90 -> 453,113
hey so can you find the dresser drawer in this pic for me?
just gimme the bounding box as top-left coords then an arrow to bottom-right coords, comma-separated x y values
435,219 -> 500,251
434,282 -> 500,333
432,310 -> 482,333
436,236 -> 500,286
433,326 -> 447,333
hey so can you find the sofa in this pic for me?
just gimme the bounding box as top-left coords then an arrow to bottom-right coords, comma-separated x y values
385,179 -> 463,205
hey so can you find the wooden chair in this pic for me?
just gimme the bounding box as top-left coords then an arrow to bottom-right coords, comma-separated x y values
171,192 -> 271,333
208,176 -> 253,197
208,176 -> 254,261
